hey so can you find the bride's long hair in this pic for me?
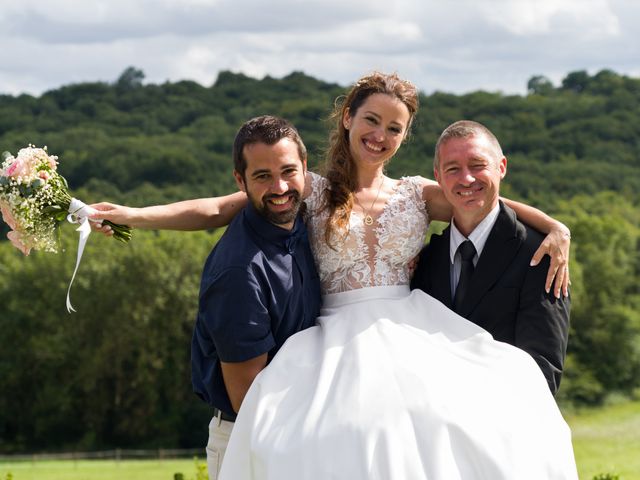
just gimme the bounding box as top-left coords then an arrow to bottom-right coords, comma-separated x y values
321,72 -> 419,246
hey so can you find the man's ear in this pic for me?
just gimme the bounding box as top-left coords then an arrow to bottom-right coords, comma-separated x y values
499,156 -> 507,179
433,166 -> 441,184
233,170 -> 246,192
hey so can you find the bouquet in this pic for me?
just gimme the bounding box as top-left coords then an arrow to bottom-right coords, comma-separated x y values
0,145 -> 132,311
0,145 -> 131,254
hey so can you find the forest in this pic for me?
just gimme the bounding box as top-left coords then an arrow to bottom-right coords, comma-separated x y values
1,67 -> 639,452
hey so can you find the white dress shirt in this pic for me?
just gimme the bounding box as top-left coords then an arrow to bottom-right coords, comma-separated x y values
449,204 -> 501,298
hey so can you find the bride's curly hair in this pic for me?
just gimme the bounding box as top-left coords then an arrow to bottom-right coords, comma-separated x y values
320,72 -> 419,246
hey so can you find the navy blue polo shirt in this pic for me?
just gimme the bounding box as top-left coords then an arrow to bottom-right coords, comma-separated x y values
191,202 -> 321,417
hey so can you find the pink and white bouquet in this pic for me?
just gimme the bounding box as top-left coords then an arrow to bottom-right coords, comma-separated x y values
0,145 -> 131,255
1,145 -> 132,311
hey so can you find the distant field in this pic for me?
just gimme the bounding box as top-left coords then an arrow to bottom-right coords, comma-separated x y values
0,458 -> 201,480
566,400 -> 640,480
1,401 -> 639,480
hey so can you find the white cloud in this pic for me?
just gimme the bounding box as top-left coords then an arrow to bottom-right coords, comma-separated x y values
0,0 -> 637,96
481,0 -> 620,37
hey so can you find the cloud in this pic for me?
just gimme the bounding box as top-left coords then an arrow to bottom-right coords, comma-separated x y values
0,0 -> 392,43
0,0 -> 638,96
480,0 -> 620,37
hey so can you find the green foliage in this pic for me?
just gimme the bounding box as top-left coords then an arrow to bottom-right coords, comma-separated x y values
2,67 -> 640,205
592,474 -> 620,480
0,229 -> 217,451
194,457 -> 208,480
173,457 -> 208,480
116,67 -> 145,91
527,75 -> 554,95
554,192 -> 640,404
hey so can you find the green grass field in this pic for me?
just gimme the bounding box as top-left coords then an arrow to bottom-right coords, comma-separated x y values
566,399 -> 640,480
1,401 -> 639,480
0,458 -> 202,480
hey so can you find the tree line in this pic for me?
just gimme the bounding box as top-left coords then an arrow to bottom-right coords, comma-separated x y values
1,68 -> 639,452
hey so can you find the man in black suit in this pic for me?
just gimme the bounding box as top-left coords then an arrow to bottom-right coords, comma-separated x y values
411,120 -> 570,395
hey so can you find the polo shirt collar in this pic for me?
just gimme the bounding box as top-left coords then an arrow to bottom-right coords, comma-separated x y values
244,202 -> 305,251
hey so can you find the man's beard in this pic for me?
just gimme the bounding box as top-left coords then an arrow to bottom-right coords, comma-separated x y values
251,189 -> 302,226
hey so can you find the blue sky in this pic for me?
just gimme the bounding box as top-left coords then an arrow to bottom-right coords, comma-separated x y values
1,0 -> 638,96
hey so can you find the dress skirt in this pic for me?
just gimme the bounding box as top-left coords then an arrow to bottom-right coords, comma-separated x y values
219,286 -> 578,480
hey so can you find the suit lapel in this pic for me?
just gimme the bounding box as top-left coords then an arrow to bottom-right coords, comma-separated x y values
458,203 -> 523,317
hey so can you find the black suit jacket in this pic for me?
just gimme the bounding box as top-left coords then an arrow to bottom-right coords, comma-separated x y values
411,201 -> 570,394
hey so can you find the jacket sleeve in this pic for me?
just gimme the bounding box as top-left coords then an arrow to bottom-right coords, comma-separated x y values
515,254 -> 570,395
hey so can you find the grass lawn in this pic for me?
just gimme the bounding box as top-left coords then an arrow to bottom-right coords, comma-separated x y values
1,401 -> 638,480
0,458 -> 203,480
566,399 -> 640,480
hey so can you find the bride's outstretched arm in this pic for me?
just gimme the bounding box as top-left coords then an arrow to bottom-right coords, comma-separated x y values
90,191 -> 248,232
421,179 -> 570,298
90,167 -> 319,234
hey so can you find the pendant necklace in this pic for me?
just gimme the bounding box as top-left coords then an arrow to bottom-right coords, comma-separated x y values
354,177 -> 385,226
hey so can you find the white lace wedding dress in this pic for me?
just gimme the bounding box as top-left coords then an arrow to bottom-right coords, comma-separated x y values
219,173 -> 578,480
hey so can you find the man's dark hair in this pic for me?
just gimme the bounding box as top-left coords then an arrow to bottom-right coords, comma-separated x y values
232,115 -> 307,176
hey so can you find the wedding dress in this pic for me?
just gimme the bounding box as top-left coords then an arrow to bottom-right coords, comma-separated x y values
219,173 -> 578,480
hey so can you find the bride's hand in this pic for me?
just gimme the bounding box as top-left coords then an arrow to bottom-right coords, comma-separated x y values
530,225 -> 571,298
88,202 -> 136,237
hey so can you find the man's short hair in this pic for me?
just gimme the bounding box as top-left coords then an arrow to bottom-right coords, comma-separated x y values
232,115 -> 307,176
434,120 -> 504,170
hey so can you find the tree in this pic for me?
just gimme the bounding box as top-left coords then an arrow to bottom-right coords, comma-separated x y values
0,229 -> 222,451
561,70 -> 590,93
527,75 -> 554,95
554,192 -> 640,404
116,67 -> 145,91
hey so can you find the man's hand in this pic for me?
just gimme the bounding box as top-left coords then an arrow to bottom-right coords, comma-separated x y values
530,225 -> 571,298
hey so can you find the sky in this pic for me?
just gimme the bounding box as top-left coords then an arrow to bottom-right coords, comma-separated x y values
0,0 -> 638,97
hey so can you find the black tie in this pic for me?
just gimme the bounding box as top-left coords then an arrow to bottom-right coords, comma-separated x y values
453,240 -> 476,313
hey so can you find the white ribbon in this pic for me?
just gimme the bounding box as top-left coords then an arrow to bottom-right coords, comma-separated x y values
65,198 -> 101,313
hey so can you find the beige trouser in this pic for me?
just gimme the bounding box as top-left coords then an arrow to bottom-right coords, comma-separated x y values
206,412 -> 234,480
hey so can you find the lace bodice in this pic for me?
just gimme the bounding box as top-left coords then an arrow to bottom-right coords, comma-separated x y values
305,172 -> 429,295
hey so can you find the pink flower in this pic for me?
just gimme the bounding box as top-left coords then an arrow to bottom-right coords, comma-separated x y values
0,203 -> 17,230
7,230 -> 31,255
38,170 -> 50,181
5,157 -> 27,178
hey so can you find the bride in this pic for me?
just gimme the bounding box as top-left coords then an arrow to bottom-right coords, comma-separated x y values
93,72 -> 577,479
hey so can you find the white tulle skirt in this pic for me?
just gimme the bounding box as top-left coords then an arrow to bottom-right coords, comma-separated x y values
219,286 -> 578,480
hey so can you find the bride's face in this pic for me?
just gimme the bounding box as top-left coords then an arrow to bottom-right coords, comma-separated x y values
343,93 -> 411,169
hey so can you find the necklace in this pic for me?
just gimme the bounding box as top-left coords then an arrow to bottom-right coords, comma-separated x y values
354,177 -> 385,226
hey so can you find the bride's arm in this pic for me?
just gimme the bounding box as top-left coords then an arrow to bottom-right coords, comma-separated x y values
421,179 -> 570,298
499,198 -> 570,298
90,191 -> 248,231
91,168 -> 318,233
